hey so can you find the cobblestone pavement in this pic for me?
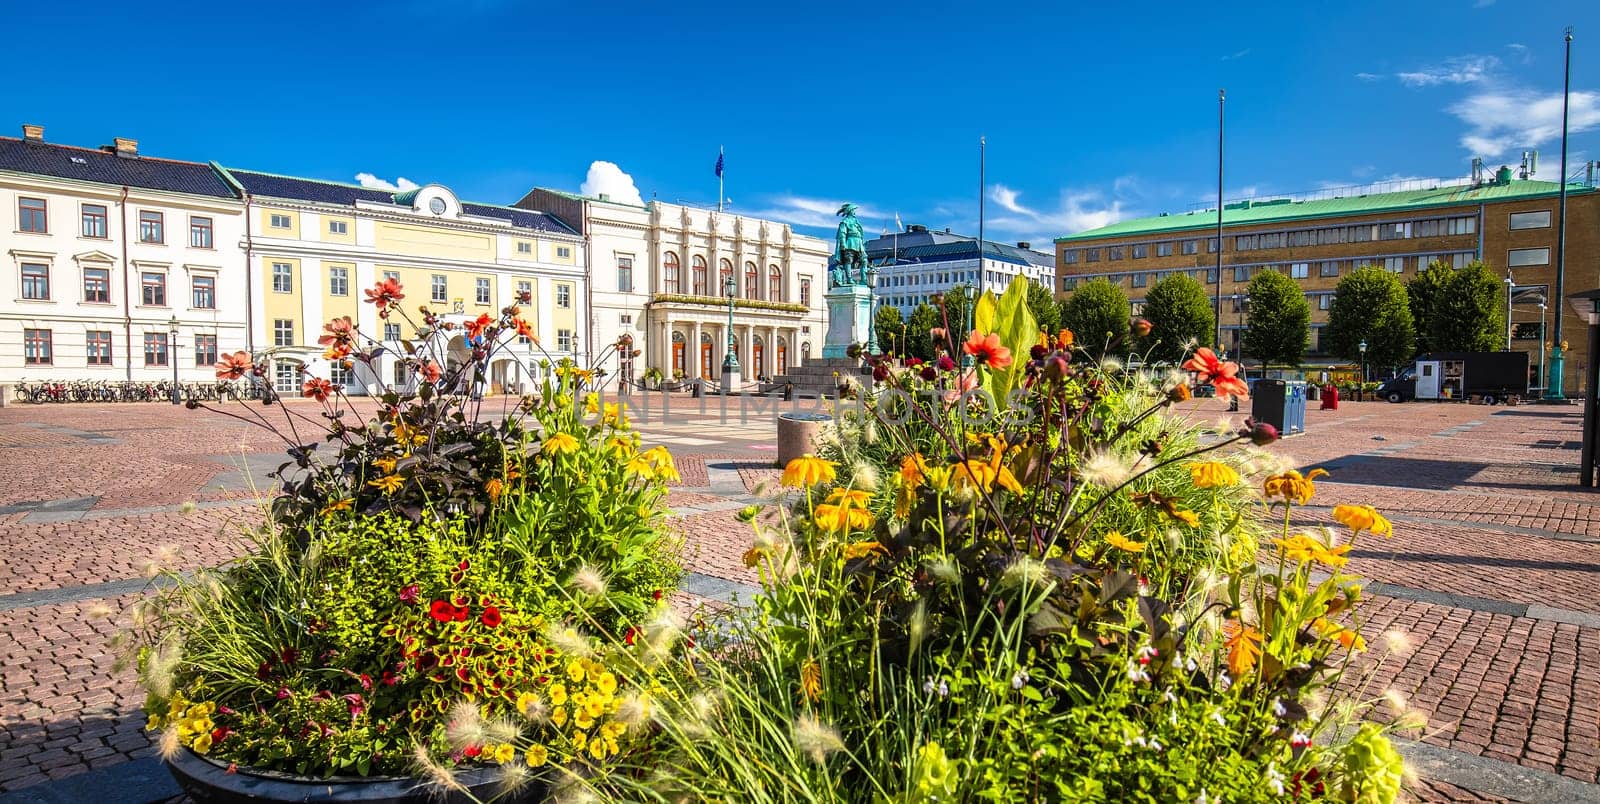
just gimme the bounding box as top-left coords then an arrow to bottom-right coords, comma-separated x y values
1,398 -> 1597,802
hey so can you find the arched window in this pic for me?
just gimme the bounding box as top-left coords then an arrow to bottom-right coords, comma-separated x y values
663,252 -> 680,294
671,331 -> 686,377
744,262 -> 759,300
700,332 -> 714,379
776,336 -> 787,375
691,255 -> 708,296
768,265 -> 783,302
719,259 -> 733,295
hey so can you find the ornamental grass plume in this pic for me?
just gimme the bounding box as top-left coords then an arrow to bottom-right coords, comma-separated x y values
1383,629 -> 1416,657
444,700 -> 488,750
1000,557 -> 1050,589
544,624 -> 595,659
791,712 -> 845,765
569,564 -> 609,598
156,725 -> 183,762
1079,450 -> 1133,489
411,742 -> 466,794
484,716 -> 522,745
495,761 -> 535,799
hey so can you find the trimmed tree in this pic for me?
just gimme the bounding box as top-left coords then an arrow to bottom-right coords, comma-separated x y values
939,284 -> 972,343
1027,281 -> 1062,339
905,303 -> 941,361
1410,260 -> 1505,354
874,304 -> 905,357
1059,277 -> 1130,358
1241,269 -> 1310,369
1324,266 -> 1415,375
1138,273 -> 1215,364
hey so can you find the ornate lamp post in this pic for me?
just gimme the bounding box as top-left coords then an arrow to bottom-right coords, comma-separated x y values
1359,339 -> 1368,384
721,273 -> 740,380
167,315 -> 181,405
1568,289 -> 1600,486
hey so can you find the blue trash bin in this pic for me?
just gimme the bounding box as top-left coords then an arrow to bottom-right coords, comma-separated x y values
1249,379 -> 1308,437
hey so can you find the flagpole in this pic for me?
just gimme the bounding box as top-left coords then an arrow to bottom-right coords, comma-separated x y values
1546,28 -> 1573,401
718,145 -> 724,213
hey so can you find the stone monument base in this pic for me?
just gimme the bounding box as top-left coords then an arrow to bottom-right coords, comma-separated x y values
822,284 -> 874,359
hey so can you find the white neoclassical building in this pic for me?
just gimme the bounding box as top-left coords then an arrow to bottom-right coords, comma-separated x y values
517,189 -> 829,388
0,126 -> 248,385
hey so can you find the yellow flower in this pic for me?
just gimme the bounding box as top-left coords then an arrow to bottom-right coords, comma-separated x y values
567,660 -> 587,684
1189,461 -> 1241,488
800,658 -> 823,702
525,744 -> 549,767
574,709 -> 596,730
191,732 -> 213,754
626,454 -> 655,477
595,672 -> 617,697
551,708 -> 568,727
544,432 -> 581,456
1263,468 -> 1328,505
607,436 -> 636,457
899,453 -> 929,487
643,446 -> 679,482
950,458 -> 1023,496
485,478 -> 504,504
1332,504 -> 1393,537
826,488 -> 873,509
493,742 -> 516,764
1104,531 -> 1146,553
781,454 -> 838,488
1170,508 -> 1200,527
571,730 -> 587,751
548,683 -> 568,707
1314,618 -> 1368,652
367,474 -> 404,494
392,421 -> 428,448
841,541 -> 887,560
372,457 -> 398,475
814,503 -> 875,533
320,498 -> 353,515
603,402 -> 628,429
1271,534 -> 1352,568
584,393 -> 600,415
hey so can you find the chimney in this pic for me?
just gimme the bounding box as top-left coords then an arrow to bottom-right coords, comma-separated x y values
113,137 -> 138,158
1016,241 -> 1031,250
598,193 -> 610,202
21,124 -> 43,142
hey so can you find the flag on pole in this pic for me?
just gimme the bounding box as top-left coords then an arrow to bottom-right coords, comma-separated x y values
894,212 -> 903,232
714,148 -> 724,178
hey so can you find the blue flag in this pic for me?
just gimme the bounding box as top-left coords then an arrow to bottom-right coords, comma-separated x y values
714,150 -> 724,178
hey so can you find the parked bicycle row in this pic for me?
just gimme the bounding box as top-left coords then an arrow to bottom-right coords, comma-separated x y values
10,379 -> 262,404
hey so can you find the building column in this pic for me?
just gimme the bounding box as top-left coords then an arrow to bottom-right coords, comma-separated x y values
767,325 -> 778,376
690,320 -> 702,379
657,317 -> 670,373
742,325 -> 754,382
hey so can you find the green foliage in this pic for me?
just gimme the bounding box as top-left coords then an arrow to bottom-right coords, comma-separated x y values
1325,267 -> 1415,370
1059,277 -> 1130,358
1139,273 -> 1216,363
905,304 -> 941,361
974,276 -> 1039,401
875,305 -> 907,357
1026,280 -> 1061,337
1409,260 -> 1505,354
939,284 -> 973,341
1242,269 -> 1310,368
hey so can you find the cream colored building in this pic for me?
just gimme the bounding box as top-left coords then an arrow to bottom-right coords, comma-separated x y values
220,169 -> 587,395
517,189 -> 829,388
0,126 -> 247,385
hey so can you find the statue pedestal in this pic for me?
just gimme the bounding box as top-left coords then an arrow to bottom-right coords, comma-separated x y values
822,284 -> 873,359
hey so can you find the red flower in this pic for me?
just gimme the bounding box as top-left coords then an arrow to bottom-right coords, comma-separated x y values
399,584 -> 420,604
514,316 -> 536,342
210,727 -> 231,744
464,313 -> 493,340
380,670 -> 399,687
428,600 -> 454,623
463,744 -> 482,759
318,316 -> 355,348
624,627 -> 637,647
364,277 -> 405,316
275,687 -> 291,700
215,351 -> 252,381
301,377 -> 335,402
342,693 -> 365,716
1181,347 -> 1249,400
418,360 -> 442,384
453,605 -> 469,622
480,606 -> 502,628
1131,317 -> 1153,337
963,332 -> 1014,369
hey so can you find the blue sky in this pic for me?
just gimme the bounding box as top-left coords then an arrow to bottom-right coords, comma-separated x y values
9,0 -> 1598,245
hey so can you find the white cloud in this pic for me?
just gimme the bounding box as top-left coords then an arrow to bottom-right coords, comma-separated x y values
743,195 -> 890,231
1506,43 -> 1532,64
1355,72 -> 1383,81
1397,55 -> 1499,87
986,183 -> 1126,241
1450,89 -> 1600,156
355,173 -> 420,192
579,161 -> 644,206
1221,48 -> 1250,61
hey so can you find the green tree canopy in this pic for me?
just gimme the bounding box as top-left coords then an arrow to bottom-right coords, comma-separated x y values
1409,260 -> 1505,354
938,284 -> 972,342
1241,269 -> 1310,368
1138,273 -> 1215,364
874,304 -> 905,357
905,303 -> 941,360
1324,266 -> 1415,371
1058,277 -> 1130,358
1026,280 -> 1061,339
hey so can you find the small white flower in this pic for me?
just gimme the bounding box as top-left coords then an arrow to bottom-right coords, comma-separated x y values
1011,669 -> 1030,690
1265,765 -> 1286,796
1272,698 -> 1287,718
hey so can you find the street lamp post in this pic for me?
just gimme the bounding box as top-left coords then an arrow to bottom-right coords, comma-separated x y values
1568,288 -> 1600,486
1505,274 -> 1515,350
1540,302 -> 1549,392
721,274 -> 740,382
1359,339 -> 1368,384
167,316 -> 181,405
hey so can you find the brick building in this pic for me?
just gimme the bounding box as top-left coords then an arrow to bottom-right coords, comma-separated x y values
1054,171 -> 1599,394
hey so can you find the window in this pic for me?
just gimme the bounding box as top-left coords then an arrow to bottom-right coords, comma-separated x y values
329,266 -> 349,297
384,322 -> 402,342
383,269 -> 400,282
769,265 -> 783,301
1084,248 -> 1100,263
86,331 -> 112,365
23,329 -> 51,364
1319,261 -> 1340,278
275,361 -> 298,393
431,274 -> 447,302
82,267 -> 110,303
476,277 -> 491,304
1061,276 -> 1078,291
557,328 -> 573,352
1289,262 -> 1309,279
1378,222 -> 1410,241
139,211 -> 163,243
1231,297 -> 1247,313
1181,240 -> 1198,255
328,362 -> 351,387
719,259 -> 733,293
663,252 -> 680,293
1207,237 -> 1220,253
1319,294 -> 1332,310
516,241 -> 532,254
556,284 -> 572,308
141,272 -> 166,306
556,246 -> 572,259
269,214 -> 291,229
328,220 -> 348,235
21,263 -> 49,300
194,334 -> 218,367
1383,257 -> 1405,273
1232,266 -> 1248,282
1205,269 -> 1218,284
1508,248 -> 1550,267
1107,246 -> 1124,261
691,255 -> 708,295
1130,244 -> 1147,259
143,332 -> 169,366
189,216 -> 213,248
18,197 -> 46,233
273,319 -> 295,347
516,280 -> 532,305
271,262 -> 292,293
620,313 -> 632,326
1062,249 -> 1078,265
617,256 -> 634,292
800,277 -> 812,306
1156,242 -> 1173,257
81,204 -> 107,238
1448,216 -> 1475,235
1131,272 -> 1147,287
744,262 -> 759,299
1509,211 -> 1552,230
192,275 -> 215,309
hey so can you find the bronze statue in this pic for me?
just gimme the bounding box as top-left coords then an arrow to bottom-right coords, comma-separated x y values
831,203 -> 869,287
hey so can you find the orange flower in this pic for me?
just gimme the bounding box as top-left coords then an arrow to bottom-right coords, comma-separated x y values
962,332 -> 1013,369
465,313 -> 493,340
364,277 -> 405,315
514,317 -> 537,343
301,377 -> 334,402
214,351 -> 252,380
1263,468 -> 1328,506
418,360 -> 442,384
1182,347 -> 1249,400
317,316 -> 354,349
799,658 -> 823,702
485,478 -> 504,503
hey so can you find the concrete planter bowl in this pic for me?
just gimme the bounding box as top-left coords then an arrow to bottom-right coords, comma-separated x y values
166,749 -> 547,804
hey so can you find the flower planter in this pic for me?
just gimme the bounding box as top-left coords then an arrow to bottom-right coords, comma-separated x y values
166,749 -> 546,804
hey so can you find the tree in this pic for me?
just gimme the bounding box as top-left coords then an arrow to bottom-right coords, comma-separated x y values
1410,260 -> 1505,354
1026,281 -> 1061,338
1241,269 -> 1310,368
1138,273 -> 1214,364
905,303 -> 941,360
1058,277 -> 1130,358
874,304 -> 905,357
1324,266 -> 1415,374
938,284 -> 972,341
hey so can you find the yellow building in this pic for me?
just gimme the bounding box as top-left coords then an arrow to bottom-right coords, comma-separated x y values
217,168 -> 586,395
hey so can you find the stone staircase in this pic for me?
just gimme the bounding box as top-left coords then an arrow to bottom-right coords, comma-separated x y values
758,357 -> 871,398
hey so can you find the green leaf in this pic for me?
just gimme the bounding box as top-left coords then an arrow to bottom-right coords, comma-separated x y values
974,291 -> 999,338
983,276 -> 1039,401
